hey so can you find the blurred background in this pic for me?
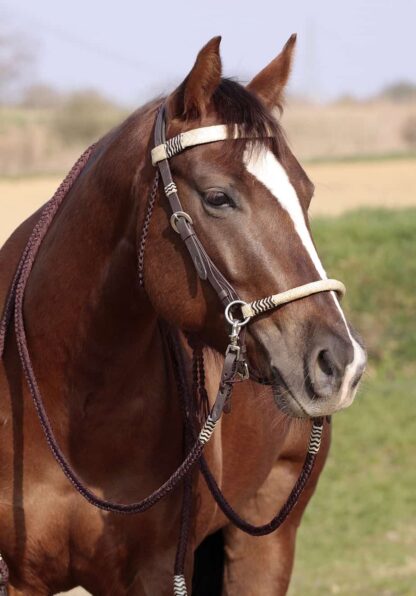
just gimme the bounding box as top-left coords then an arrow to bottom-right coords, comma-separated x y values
1,0 -> 415,594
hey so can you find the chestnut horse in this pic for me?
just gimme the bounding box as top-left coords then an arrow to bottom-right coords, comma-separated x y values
0,35 -> 366,595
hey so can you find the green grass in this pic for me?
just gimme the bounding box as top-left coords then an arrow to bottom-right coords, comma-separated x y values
290,209 -> 416,595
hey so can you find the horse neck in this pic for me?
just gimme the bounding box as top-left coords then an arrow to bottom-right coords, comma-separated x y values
23,102 -> 181,446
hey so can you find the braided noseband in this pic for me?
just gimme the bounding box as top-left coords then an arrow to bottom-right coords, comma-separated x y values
242,278 -> 346,318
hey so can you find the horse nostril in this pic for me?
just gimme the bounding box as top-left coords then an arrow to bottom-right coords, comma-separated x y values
311,348 -> 339,399
308,332 -> 357,400
317,349 -> 335,379
310,336 -> 352,399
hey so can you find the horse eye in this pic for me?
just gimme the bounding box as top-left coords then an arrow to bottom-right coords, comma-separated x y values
203,191 -> 235,208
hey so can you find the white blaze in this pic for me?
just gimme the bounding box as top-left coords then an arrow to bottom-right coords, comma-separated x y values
244,147 -> 365,406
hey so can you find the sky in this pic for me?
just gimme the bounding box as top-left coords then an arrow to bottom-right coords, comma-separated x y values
2,0 -> 415,106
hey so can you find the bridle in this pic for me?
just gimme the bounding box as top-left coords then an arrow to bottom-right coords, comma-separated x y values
151,103 -> 345,379
151,103 -> 345,404
0,104 -> 346,595
151,106 -> 345,313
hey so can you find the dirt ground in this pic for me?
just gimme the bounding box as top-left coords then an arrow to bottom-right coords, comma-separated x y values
307,157 -> 416,217
1,157 -> 415,247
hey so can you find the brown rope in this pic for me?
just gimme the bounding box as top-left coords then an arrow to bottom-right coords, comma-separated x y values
171,335 -> 322,537
137,170 -> 159,288
0,145 -> 96,591
2,148 -> 206,514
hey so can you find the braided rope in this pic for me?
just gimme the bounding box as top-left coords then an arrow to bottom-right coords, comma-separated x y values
0,145 -> 96,359
0,144 -> 96,592
177,341 -> 325,537
14,295 -> 206,513
137,170 -> 159,288
199,421 -> 323,536
3,151 -> 220,515
194,345 -> 210,423
168,329 -> 194,596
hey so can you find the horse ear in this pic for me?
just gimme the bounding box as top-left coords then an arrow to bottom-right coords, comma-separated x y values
168,36 -> 222,121
247,34 -> 297,109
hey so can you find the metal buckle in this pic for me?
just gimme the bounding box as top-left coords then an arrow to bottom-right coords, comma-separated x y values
170,211 -> 193,233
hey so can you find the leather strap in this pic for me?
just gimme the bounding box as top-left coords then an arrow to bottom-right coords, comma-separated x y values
154,108 -> 239,306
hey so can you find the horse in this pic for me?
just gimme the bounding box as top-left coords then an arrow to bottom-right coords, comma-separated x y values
0,34 -> 366,595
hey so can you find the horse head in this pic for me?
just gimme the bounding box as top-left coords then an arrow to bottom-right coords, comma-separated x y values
144,36 -> 366,419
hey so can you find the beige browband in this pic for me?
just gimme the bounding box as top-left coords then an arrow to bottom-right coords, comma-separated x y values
241,279 -> 346,319
151,124 -> 274,165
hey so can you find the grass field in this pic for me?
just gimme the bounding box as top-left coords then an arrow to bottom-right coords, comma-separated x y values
1,177 -> 416,594
290,209 -> 416,595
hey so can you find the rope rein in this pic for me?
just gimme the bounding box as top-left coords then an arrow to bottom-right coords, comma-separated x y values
0,106 -> 340,594
167,331 -> 324,593
137,169 -> 160,288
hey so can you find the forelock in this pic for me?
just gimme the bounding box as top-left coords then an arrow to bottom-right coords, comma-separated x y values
210,78 -> 287,160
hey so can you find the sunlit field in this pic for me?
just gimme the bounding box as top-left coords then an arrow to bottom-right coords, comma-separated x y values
2,156 -> 416,247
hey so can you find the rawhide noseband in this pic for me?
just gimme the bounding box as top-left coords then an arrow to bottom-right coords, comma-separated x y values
0,105 -> 346,596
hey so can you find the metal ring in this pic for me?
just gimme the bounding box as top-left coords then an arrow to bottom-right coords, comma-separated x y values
224,300 -> 251,327
170,211 -> 193,234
